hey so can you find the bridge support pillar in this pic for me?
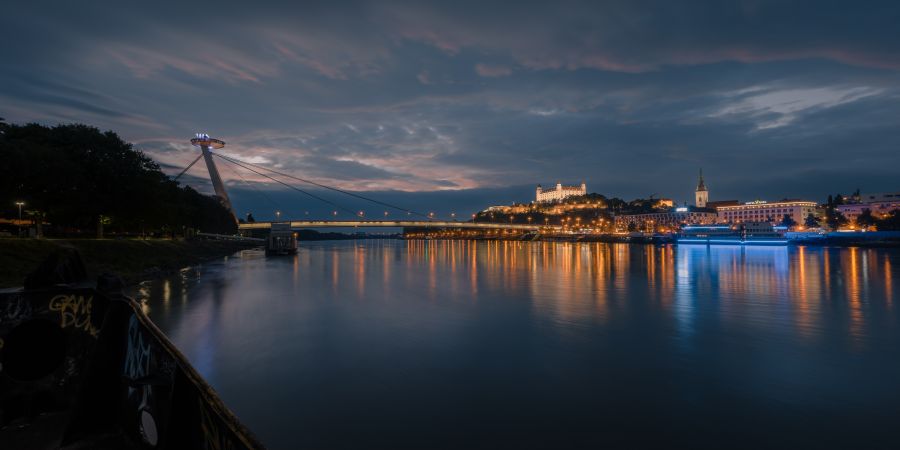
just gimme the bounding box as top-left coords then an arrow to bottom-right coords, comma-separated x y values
191,134 -> 237,223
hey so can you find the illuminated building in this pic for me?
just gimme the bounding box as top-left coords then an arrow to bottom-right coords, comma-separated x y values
614,207 -> 717,230
717,200 -> 820,224
536,182 -> 587,203
837,192 -> 900,221
654,198 -> 675,208
706,200 -> 739,209
695,169 -> 708,208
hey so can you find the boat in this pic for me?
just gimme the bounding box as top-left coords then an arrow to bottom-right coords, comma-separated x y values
265,223 -> 298,255
676,222 -> 788,246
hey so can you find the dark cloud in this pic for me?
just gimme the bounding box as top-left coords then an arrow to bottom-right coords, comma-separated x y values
2,1 -> 899,217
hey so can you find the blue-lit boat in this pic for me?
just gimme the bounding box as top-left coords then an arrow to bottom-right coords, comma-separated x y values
676,222 -> 788,246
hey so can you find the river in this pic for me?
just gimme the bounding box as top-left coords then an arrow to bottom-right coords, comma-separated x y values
130,240 -> 900,449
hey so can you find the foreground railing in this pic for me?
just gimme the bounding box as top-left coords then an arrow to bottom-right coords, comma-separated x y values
0,275 -> 266,449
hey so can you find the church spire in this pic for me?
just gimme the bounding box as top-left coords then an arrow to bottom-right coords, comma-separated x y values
694,168 -> 709,208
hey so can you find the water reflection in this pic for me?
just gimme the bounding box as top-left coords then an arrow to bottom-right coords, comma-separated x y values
130,242 -> 900,449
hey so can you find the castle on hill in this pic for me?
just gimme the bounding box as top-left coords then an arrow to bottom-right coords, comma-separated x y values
536,182 -> 587,203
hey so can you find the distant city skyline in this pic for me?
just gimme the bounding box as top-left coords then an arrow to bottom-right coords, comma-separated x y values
3,1 -> 899,217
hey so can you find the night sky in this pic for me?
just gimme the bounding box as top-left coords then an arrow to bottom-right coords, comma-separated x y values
3,1 -> 899,219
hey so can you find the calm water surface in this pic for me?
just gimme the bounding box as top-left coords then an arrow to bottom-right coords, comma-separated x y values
131,241 -> 900,449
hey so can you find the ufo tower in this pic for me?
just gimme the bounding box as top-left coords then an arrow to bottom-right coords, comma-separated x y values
190,133 -> 237,221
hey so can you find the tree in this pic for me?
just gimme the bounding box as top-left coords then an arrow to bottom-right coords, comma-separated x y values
877,210 -> 900,231
834,194 -> 846,205
780,214 -> 797,229
856,209 -> 877,230
97,214 -> 112,239
825,209 -> 848,230
0,122 -> 236,236
804,213 -> 821,228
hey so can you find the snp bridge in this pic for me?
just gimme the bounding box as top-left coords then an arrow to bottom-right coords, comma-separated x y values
239,220 -> 551,231
177,133 -> 552,233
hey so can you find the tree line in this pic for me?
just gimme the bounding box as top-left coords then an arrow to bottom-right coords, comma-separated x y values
0,120 -> 236,237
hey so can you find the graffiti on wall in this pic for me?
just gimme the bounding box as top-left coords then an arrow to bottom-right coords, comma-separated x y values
123,315 -> 151,381
0,294 -> 32,325
49,294 -> 99,337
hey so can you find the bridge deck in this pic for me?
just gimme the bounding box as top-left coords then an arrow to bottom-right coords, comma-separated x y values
238,220 -> 551,231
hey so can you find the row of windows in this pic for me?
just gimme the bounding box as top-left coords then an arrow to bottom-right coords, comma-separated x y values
720,208 -> 812,217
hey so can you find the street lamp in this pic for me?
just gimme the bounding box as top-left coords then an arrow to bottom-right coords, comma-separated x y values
275,210 -> 282,220
15,201 -> 24,220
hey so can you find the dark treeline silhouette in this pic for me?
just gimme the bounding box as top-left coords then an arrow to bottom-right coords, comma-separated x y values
0,120 -> 236,236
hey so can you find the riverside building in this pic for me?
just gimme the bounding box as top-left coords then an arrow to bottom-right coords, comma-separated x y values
836,191 -> 900,221
536,182 -> 587,203
717,200 -> 819,224
614,207 -> 718,231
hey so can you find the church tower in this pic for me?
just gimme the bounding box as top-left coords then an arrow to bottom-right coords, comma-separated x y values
695,169 -> 709,208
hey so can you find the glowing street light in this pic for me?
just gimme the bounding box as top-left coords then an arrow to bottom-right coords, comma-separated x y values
275,210 -> 282,220
15,201 -> 25,220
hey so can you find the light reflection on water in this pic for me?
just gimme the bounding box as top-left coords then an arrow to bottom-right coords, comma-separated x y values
131,241 -> 900,449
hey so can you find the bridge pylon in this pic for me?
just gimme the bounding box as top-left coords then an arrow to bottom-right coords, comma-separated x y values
190,133 -> 237,222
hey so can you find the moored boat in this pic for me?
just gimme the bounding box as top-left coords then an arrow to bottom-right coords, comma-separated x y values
265,223 -> 298,255
676,222 -> 787,246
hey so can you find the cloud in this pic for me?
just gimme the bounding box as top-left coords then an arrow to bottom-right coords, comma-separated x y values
3,0 -> 900,216
711,85 -> 883,129
475,63 -> 512,77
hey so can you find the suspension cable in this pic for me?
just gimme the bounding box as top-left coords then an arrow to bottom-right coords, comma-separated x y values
214,152 -> 432,220
214,154 -> 359,218
173,154 -> 203,181
218,154 -> 285,215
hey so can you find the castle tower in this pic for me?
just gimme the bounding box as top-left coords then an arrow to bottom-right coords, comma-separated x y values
535,184 -> 543,202
695,168 -> 709,208
580,181 -> 587,195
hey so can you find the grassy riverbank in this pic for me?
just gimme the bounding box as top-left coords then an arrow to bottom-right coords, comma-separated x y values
0,238 -> 261,288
